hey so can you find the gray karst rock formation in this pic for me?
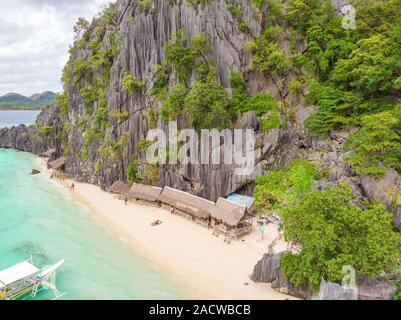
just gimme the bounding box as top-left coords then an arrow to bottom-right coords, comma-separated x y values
63,0 -> 266,197
0,0 -> 399,228
312,281 -> 359,301
1,0 -> 400,300
250,252 -> 313,299
0,105 -> 61,155
59,0 -> 350,200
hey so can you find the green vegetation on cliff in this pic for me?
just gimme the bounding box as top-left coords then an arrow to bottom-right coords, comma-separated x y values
60,3 -> 120,160
44,0 -> 401,297
156,29 -> 282,131
122,72 -> 144,95
280,183 -> 401,290
344,106 -> 401,175
249,1 -> 401,292
229,72 -> 281,131
247,0 -> 401,177
254,160 -> 319,215
156,29 -> 234,130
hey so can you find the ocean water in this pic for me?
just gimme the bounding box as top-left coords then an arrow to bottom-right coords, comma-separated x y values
0,149 -> 182,300
0,110 -> 40,128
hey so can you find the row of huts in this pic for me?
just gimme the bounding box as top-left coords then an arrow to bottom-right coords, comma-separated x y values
43,152 -> 255,240
108,181 -> 255,240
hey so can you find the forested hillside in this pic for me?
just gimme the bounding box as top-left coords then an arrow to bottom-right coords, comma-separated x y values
0,91 -> 56,110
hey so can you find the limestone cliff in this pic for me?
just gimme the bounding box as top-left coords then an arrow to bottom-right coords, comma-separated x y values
56,0 -> 362,200
1,0 -> 399,224
1,0 -> 401,300
62,0 -> 266,199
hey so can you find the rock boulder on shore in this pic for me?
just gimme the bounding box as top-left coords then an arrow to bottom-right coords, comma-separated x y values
250,252 -> 312,299
251,252 -> 398,300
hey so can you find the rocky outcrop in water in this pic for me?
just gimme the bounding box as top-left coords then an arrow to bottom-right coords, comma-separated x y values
0,105 -> 61,156
0,124 -> 35,152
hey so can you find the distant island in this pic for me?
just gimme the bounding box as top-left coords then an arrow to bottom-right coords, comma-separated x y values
0,91 -> 56,110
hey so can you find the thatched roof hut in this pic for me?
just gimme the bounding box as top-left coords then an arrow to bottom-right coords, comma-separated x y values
40,148 -> 56,158
128,184 -> 162,203
107,181 -> 130,196
158,187 -> 214,219
210,198 -> 252,227
48,157 -> 66,171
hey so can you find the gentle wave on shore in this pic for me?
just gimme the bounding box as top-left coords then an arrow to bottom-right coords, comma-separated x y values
0,149 -> 182,300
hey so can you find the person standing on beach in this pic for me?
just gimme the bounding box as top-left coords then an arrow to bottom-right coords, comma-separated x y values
258,221 -> 265,240
125,197 -> 128,205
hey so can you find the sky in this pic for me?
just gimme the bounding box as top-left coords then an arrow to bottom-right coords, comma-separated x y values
0,0 -> 113,97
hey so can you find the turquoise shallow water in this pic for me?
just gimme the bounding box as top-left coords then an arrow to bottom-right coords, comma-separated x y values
0,110 -> 40,128
0,149 -> 182,300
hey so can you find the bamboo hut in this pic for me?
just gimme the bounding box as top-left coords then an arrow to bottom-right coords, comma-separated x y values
128,183 -> 162,206
158,187 -> 214,225
40,148 -> 56,158
107,181 -> 130,198
210,198 -> 253,239
48,157 -> 66,172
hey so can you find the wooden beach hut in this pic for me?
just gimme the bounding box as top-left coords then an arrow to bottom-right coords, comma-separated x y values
107,181 -> 130,198
48,157 -> 66,172
158,187 -> 214,226
210,198 -> 253,240
128,183 -> 162,207
40,148 -> 56,158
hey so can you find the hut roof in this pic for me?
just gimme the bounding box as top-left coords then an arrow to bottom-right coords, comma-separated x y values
40,148 -> 56,157
158,187 -> 214,219
49,157 -> 66,170
226,193 -> 255,209
107,181 -> 130,196
210,198 -> 252,227
128,184 -> 162,202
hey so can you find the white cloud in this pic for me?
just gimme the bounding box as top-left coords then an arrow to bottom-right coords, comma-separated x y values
0,0 -> 113,96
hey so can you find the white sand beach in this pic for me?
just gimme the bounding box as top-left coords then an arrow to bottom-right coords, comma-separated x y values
36,158 -> 294,300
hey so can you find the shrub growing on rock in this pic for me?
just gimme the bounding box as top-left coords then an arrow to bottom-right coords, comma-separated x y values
280,183 -> 401,290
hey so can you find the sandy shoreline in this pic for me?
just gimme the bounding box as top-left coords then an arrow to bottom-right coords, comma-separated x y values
35,157 -> 294,300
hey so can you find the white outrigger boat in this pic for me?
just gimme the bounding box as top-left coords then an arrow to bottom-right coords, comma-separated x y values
0,258 -> 66,300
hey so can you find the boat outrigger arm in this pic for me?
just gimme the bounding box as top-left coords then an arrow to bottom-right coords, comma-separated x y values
0,259 -> 66,300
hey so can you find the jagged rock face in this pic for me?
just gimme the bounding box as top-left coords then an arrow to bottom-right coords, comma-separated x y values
312,281 -> 358,300
63,0 -> 274,201
62,0 -> 398,205
0,106 -> 60,155
0,125 -> 35,152
2,0 -> 398,212
250,252 -> 312,299
359,170 -> 401,231
357,277 -> 397,301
